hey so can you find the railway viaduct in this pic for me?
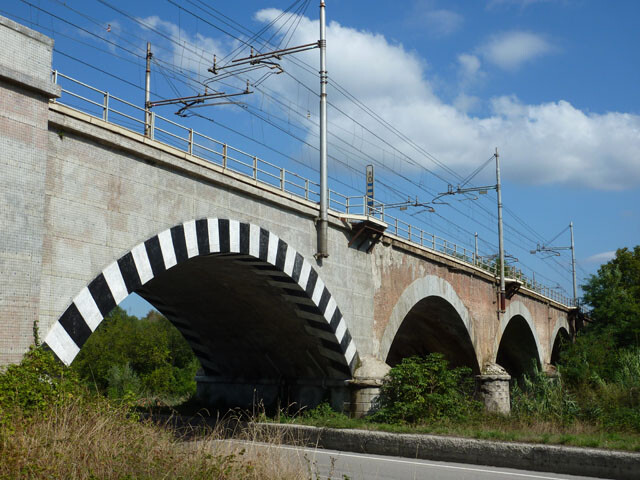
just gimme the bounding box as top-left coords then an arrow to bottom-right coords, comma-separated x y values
0,17 -> 578,414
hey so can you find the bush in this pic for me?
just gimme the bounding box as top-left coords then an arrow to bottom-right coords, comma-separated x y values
511,363 -> 579,422
372,353 -> 481,424
0,346 -> 83,425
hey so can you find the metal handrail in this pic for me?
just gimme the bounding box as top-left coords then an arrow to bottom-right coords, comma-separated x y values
50,70 -> 575,307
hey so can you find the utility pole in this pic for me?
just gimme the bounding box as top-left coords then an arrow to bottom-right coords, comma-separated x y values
433,148 -> 506,311
316,0 -> 329,258
144,42 -> 152,137
531,221 -> 578,306
474,232 -> 478,266
496,148 -> 505,311
570,221 -> 577,304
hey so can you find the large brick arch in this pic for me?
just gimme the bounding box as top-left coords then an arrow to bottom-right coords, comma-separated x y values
550,317 -> 571,365
378,275 -> 480,372
43,218 -> 358,376
495,301 -> 543,377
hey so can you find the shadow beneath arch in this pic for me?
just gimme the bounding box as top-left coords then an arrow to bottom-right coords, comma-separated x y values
386,296 -> 479,374
496,315 -> 541,380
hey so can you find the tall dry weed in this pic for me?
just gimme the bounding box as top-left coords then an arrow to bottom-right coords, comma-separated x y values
0,399 -> 309,480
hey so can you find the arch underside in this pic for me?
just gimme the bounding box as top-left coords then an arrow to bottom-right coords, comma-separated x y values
386,296 -> 480,374
43,219 -> 358,380
496,315 -> 541,378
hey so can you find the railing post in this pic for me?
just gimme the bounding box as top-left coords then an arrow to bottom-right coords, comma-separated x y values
420,230 -> 424,246
253,156 -> 258,180
280,169 -> 285,191
103,92 -> 109,122
444,239 -> 448,254
432,235 -> 436,250
150,112 -> 155,140
305,179 -> 309,200
408,224 -> 412,241
222,144 -> 227,168
52,69 -> 58,85
394,218 -> 398,235
345,196 -> 349,213
188,128 -> 193,155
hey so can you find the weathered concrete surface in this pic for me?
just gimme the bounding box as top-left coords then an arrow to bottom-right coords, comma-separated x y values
0,17 -> 59,364
263,423 -> 640,480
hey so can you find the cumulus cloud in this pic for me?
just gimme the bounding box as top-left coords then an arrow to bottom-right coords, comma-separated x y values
487,0 -> 555,8
479,31 -> 555,71
457,53 -> 484,86
584,251 -> 616,264
422,9 -> 464,36
140,16 -> 228,80
154,10 -> 640,191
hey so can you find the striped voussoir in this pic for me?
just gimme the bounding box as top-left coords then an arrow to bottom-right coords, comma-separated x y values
43,218 -> 359,376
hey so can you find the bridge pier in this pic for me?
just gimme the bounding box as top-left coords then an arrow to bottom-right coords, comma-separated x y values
347,355 -> 390,417
476,363 -> 511,415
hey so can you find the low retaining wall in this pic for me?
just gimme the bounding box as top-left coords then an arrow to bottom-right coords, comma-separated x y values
150,415 -> 639,479
262,423 -> 639,480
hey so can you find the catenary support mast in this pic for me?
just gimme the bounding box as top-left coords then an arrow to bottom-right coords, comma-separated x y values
496,148 -> 506,311
316,0 -> 329,258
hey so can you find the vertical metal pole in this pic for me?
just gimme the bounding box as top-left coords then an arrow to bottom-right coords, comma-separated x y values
474,232 -> 478,265
316,0 -> 329,258
570,221 -> 578,306
222,144 -> 227,168
496,148 -> 506,311
145,42 -> 152,137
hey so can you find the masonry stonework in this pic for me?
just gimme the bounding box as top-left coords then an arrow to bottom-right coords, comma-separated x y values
0,17 -> 60,364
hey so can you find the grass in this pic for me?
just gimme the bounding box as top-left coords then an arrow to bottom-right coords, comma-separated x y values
0,399 -> 311,480
276,404 -> 640,452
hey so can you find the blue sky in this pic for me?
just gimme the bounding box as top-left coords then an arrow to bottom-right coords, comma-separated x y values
3,0 -> 639,315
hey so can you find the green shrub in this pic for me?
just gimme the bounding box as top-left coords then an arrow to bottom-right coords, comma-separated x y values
0,346 -> 83,425
511,363 -> 579,422
372,353 -> 480,424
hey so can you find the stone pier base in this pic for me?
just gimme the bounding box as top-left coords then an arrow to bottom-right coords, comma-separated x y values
347,355 -> 391,417
476,363 -> 511,414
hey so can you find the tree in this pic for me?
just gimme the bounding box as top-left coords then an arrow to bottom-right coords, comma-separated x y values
71,307 -> 199,400
582,246 -> 640,347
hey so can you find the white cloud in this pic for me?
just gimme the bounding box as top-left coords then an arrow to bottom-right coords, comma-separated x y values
584,251 -> 616,264
457,53 -> 484,88
423,9 -> 464,36
480,31 -> 555,71
458,53 -> 481,77
453,93 -> 481,113
487,0 -> 555,8
140,16 -> 228,81
157,10 -> 640,192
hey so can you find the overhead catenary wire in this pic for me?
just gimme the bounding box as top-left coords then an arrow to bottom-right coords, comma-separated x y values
21,0 -> 577,294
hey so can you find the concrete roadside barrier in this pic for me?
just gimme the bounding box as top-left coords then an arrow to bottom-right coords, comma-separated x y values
260,423 -> 640,480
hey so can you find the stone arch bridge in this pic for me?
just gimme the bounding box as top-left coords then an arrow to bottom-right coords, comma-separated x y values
1,17 -> 578,413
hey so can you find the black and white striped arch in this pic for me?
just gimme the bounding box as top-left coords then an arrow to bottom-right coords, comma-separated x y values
43,218 -> 359,375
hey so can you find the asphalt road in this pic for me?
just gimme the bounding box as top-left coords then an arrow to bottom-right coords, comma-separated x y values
233,441 -> 611,480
